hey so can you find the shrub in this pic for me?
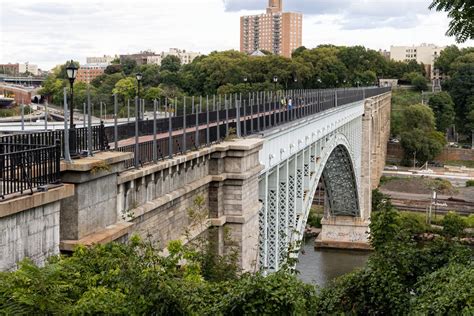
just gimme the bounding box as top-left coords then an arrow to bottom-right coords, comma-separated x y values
466,180 -> 474,187
307,209 -> 322,228
442,212 -> 467,237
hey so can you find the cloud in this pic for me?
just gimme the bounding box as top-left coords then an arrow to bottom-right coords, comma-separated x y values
223,0 -> 430,29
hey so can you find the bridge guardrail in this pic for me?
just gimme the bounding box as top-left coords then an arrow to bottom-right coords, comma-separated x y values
0,142 -> 61,199
113,86 -> 390,168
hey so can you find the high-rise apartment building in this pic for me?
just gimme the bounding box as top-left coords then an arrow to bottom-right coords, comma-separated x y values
240,0 -> 302,58
390,44 -> 445,79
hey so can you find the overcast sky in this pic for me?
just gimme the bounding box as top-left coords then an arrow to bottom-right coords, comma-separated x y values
1,0 -> 472,70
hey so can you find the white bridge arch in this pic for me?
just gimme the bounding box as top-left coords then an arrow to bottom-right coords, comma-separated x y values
257,99 -> 368,272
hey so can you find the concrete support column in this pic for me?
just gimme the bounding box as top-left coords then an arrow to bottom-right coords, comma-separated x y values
209,139 -> 264,272
59,152 -> 133,251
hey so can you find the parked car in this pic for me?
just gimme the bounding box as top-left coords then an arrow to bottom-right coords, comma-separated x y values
384,165 -> 398,170
389,138 -> 399,143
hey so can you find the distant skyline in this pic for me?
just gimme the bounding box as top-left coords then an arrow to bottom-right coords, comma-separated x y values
1,0 -> 472,70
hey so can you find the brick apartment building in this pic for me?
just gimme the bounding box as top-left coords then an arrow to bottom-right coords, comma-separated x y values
240,0 -> 302,58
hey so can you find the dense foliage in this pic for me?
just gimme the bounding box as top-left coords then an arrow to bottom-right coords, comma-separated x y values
1,196 -> 472,315
434,46 -> 474,136
397,103 -> 446,164
39,45 -> 425,111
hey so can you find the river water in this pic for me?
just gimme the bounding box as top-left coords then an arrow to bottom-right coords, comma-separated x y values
296,238 -> 370,287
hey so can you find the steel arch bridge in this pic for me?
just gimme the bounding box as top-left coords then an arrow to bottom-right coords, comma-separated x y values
257,92 -> 390,272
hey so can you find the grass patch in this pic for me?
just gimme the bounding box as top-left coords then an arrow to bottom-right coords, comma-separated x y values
445,160 -> 474,168
398,210 -> 474,229
466,180 -> 474,187
379,175 -> 403,185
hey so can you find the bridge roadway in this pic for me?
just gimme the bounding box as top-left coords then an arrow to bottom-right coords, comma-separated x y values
111,88 -> 392,272
0,87 -> 392,272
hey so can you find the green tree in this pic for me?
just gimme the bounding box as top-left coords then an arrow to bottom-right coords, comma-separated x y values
434,45 -> 462,74
121,58 -> 137,75
401,128 -> 446,164
429,0 -> 474,43
403,104 -> 437,131
160,55 -> 181,73
411,73 -> 429,91
428,92 -> 456,132
139,64 -> 161,86
104,64 -> 122,75
112,77 -> 136,100
144,86 -> 163,101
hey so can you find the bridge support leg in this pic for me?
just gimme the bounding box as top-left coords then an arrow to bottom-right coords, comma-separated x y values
209,139 -> 264,272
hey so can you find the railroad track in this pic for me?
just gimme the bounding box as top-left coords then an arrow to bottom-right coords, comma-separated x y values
312,197 -> 474,216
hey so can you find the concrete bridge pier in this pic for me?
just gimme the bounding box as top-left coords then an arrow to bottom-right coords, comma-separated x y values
316,92 -> 391,249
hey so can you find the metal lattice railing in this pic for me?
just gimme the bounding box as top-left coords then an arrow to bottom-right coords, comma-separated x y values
113,87 -> 390,169
0,142 -> 61,199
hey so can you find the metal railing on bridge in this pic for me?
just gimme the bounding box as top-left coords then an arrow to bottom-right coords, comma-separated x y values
0,123 -> 109,158
0,87 -> 390,178
110,86 -> 390,168
0,141 -> 61,199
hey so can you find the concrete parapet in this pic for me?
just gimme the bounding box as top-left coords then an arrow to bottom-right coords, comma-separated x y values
0,185 -> 74,271
59,151 -> 132,241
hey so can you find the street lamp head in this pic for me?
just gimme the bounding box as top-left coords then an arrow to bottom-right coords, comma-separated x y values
243,76 -> 248,82
136,73 -> 143,82
273,75 -> 278,83
66,60 -> 78,82
294,77 -> 298,83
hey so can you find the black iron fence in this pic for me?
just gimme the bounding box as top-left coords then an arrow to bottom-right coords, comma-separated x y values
114,87 -> 391,168
0,142 -> 61,199
0,123 -> 108,158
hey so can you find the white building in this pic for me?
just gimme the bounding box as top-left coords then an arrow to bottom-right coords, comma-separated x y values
86,55 -> 116,64
146,48 -> 201,66
390,43 -> 445,79
18,62 -> 39,76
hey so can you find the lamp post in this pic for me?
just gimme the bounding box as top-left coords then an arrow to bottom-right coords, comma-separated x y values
134,72 -> 142,168
273,75 -> 278,90
136,72 -> 142,120
66,60 -> 78,128
66,60 -> 78,156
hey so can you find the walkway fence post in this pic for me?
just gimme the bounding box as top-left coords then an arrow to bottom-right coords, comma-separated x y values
217,95 -> 220,141
195,96 -> 200,147
153,99 -> 157,163
134,96 -> 139,169
183,96 -> 187,153
87,86 -> 93,157
206,95 -> 210,145
250,92 -> 254,133
63,87 -> 72,163
82,103 -> 85,128
168,98 -> 173,159
45,103 -> 49,130
236,93 -> 241,137
127,99 -> 130,123
225,94 -> 229,137
20,101 -> 24,131
114,94 -> 118,150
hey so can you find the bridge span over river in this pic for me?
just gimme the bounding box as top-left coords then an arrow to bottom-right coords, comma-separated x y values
0,87 -> 391,272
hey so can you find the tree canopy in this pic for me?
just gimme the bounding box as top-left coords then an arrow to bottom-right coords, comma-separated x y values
429,0 -> 474,43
